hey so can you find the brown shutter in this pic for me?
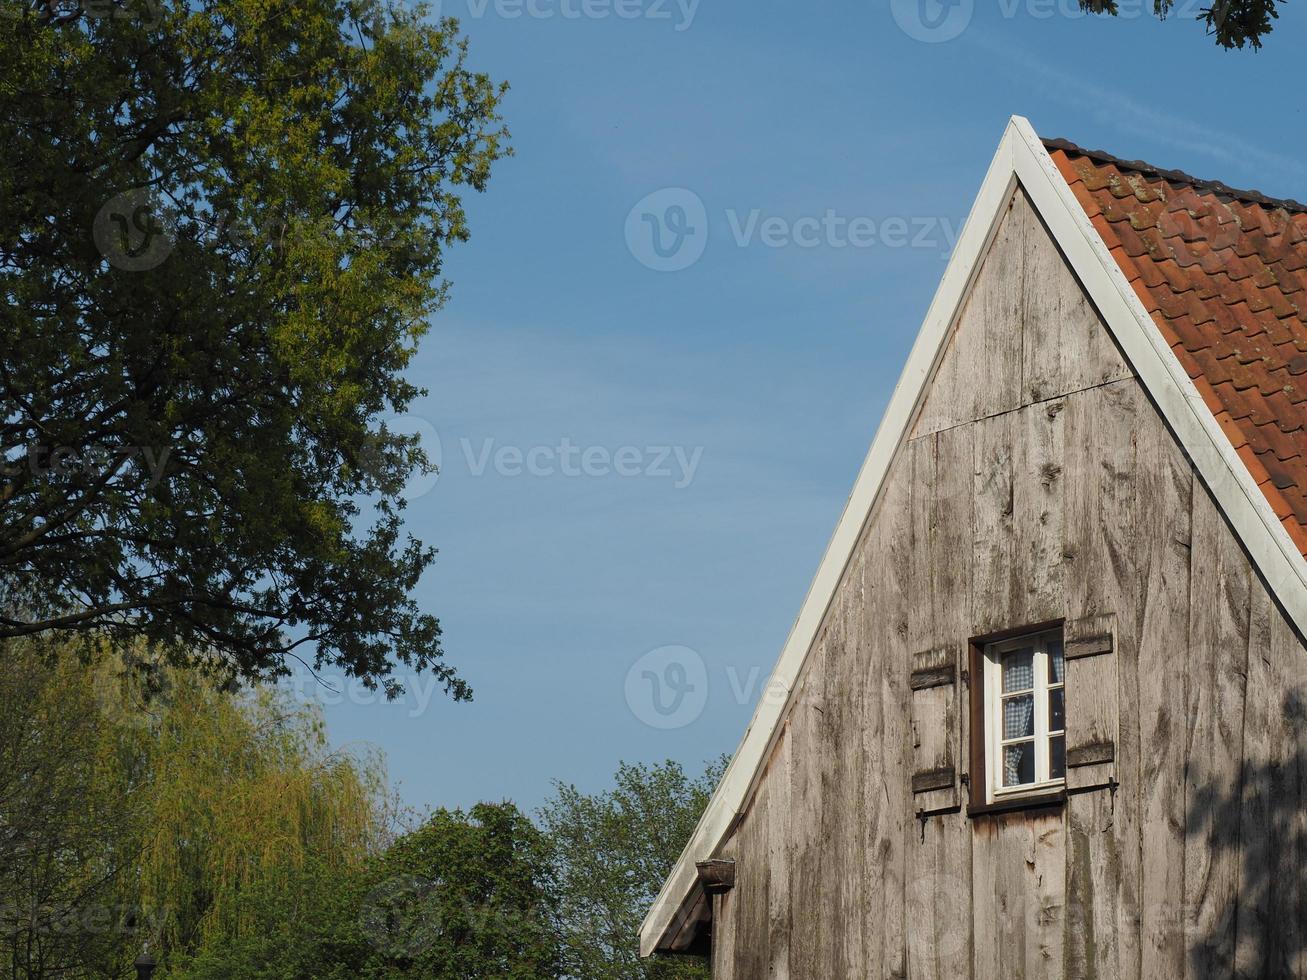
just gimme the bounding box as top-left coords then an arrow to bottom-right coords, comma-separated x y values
909,644 -> 961,812
1063,613 -> 1117,791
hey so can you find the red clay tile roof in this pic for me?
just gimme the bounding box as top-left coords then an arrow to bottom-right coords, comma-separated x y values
1046,138 -> 1307,559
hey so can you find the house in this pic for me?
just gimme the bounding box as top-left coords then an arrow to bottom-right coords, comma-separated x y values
639,117 -> 1307,979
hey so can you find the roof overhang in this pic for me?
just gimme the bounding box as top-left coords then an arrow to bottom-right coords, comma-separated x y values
639,115 -> 1307,958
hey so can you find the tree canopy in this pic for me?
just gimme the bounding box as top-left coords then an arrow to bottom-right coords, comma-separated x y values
0,638 -> 392,978
0,0 -> 508,697
539,758 -> 728,980
1080,0 -> 1282,49
0,642 -> 720,979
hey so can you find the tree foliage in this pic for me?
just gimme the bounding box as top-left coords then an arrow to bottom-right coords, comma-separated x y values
136,671 -> 393,959
0,638 -> 392,979
1079,0 -> 1282,49
0,0 -> 509,697
0,640 -> 151,979
173,802 -> 560,980
539,758 -> 727,980
2,643 -> 721,980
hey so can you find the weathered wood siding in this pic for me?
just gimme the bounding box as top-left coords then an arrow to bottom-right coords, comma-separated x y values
705,188 -> 1307,979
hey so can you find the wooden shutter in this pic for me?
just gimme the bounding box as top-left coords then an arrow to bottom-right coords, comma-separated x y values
1063,614 -> 1117,791
909,645 -> 960,812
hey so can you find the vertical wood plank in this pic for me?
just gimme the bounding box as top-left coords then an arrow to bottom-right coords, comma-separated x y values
842,554 -> 869,978
906,422 -> 974,980
1231,586 -> 1307,978
1184,483 -> 1252,979
1062,380 -> 1138,980
766,727 -> 792,979
1234,584 -> 1275,980
880,449 -> 914,980
787,635 -> 826,979
712,888 -> 736,980
1019,188 -> 1132,404
1134,402 -> 1193,980
971,410 -> 1019,638
912,191 -> 1024,438
1014,395 -> 1068,627
817,585 -> 849,980
732,783 -> 770,979
1271,615 -> 1307,980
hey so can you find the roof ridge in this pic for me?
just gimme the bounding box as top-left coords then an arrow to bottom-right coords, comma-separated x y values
1043,136 -> 1307,215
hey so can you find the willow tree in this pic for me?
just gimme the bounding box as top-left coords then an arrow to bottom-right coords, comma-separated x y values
0,640 -> 152,979
0,0 -> 509,698
132,667 -> 393,962
0,640 -> 392,977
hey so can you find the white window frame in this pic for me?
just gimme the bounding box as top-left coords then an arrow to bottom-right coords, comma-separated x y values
982,628 -> 1065,803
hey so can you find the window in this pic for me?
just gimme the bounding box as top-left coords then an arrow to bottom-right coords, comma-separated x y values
981,628 -> 1064,803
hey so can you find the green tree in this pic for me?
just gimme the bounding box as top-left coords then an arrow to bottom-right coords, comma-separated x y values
136,671 -> 393,964
0,0 -> 509,697
1078,0 -> 1280,49
175,802 -> 561,980
355,803 -> 560,979
0,639 -> 392,979
0,640 -> 151,980
539,758 -> 726,980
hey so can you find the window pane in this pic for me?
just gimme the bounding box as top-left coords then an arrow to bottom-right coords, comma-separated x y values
1003,694 -> 1035,739
1002,648 -> 1034,692
1003,743 -> 1035,786
1049,639 -> 1065,685
1050,735 -> 1065,780
1049,687 -> 1065,732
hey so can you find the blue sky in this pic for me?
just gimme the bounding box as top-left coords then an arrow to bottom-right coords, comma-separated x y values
290,0 -> 1307,814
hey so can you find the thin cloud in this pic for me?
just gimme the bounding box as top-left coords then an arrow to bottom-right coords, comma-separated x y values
968,27 -> 1302,182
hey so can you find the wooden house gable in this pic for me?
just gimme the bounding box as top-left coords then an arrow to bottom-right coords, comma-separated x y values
641,118 -> 1307,979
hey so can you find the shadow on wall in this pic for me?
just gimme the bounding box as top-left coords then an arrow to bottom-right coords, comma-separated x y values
1186,690 -> 1307,979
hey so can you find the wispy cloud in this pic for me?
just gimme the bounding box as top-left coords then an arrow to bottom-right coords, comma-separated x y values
968,27 -> 1302,182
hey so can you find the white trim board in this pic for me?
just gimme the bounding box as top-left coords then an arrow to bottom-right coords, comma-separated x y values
639,115 -> 1307,958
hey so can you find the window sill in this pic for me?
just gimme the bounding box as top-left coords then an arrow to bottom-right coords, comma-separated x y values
967,788 -> 1066,818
